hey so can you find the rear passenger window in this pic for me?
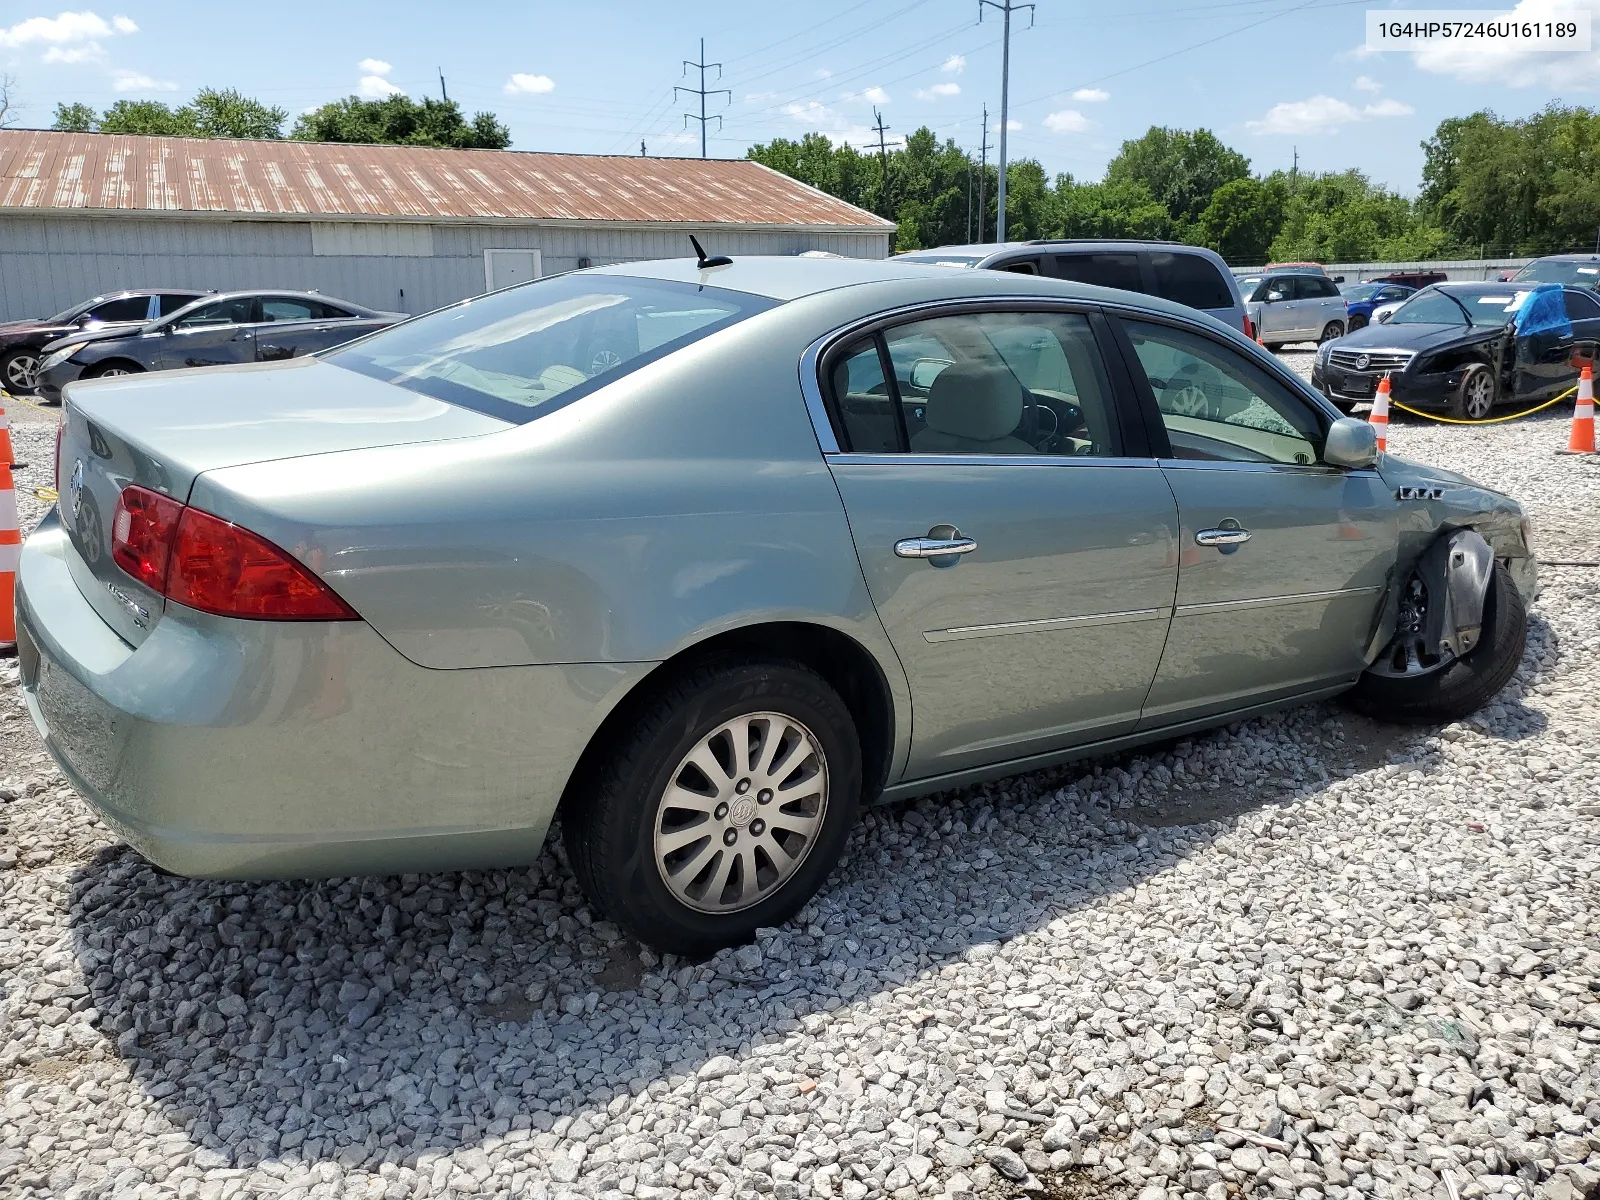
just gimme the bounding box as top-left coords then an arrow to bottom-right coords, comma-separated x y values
1053,253 -> 1141,292
159,293 -> 200,316
1149,252 -> 1234,310
830,339 -> 900,453
997,259 -> 1041,275
86,296 -> 151,323
1564,290 -> 1600,320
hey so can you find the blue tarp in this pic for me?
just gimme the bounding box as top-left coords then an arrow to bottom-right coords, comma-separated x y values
1514,282 -> 1571,338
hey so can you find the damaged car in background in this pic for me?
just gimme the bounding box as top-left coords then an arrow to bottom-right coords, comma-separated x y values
1313,281 -> 1600,419
20,255 -> 1536,954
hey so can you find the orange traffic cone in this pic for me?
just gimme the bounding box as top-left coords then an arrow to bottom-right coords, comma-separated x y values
0,404 -> 18,652
1561,364 -> 1596,454
1369,374 -> 1391,454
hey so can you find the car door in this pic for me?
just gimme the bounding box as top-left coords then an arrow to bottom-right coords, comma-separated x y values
1565,287 -> 1600,366
821,305 -> 1180,780
1112,315 -> 1398,725
254,296 -> 335,361
157,297 -> 260,368
1255,276 -> 1298,341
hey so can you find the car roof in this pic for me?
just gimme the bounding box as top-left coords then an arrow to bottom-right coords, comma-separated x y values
585,254 -> 1234,327
160,289 -> 370,317
1524,253 -> 1600,263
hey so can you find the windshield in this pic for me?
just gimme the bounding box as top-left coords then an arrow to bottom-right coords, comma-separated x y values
43,297 -> 100,324
1235,276 -> 1265,300
1341,283 -> 1386,301
325,275 -> 773,423
1511,259 -> 1600,286
1388,289 -> 1471,326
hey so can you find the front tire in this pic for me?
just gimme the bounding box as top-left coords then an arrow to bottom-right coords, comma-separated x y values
85,361 -> 145,379
1451,363 -> 1496,420
564,659 -> 861,956
1349,314 -> 1369,331
1,348 -> 41,395
1343,561 -> 1526,724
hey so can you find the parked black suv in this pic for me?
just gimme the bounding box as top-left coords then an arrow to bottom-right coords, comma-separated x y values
895,240 -> 1249,335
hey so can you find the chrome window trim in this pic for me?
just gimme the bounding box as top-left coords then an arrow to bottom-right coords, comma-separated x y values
1173,585 -> 1381,618
924,606 -> 1171,643
833,452 -> 1162,469
797,294 -> 1110,458
1156,458 -> 1380,478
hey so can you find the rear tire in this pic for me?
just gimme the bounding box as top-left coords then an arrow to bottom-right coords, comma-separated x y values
1343,561 -> 1525,724
1319,321 -> 1345,343
564,659 -> 861,956
1450,364 -> 1496,420
1349,314 -> 1368,331
85,361 -> 145,379
1263,343 -> 1284,354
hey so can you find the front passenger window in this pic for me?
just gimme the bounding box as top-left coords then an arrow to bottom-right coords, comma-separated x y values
1124,320 -> 1324,466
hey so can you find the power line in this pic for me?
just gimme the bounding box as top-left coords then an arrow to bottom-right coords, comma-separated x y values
979,0 -> 1033,244
677,38 -> 731,159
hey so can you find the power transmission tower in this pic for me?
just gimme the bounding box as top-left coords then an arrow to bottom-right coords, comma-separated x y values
978,105 -> 989,243
676,38 -> 730,159
979,0 -> 1034,243
872,108 -> 894,217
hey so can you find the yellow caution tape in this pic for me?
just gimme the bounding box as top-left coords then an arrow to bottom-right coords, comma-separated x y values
1387,385 -> 1577,425
34,487 -> 57,502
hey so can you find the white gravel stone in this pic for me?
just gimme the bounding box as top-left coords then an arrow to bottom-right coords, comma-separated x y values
2,388 -> 1599,1200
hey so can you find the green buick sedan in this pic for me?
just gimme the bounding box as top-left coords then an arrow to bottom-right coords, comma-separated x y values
19,254 -> 1535,954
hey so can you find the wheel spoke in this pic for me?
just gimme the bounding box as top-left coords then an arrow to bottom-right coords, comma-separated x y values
733,848 -> 760,906
684,743 -> 733,791
665,839 -> 718,890
656,820 -> 713,856
661,784 -> 719,815
704,848 -> 737,906
764,734 -> 813,787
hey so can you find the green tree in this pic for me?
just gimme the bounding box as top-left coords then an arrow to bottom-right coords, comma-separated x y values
62,89 -> 286,138
1057,176 -> 1170,240
1267,170 -> 1434,262
52,101 -> 98,132
1105,126 -> 1250,233
291,95 -> 510,149
1193,176 -> 1287,263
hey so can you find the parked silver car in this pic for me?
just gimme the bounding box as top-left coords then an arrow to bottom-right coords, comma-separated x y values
1238,271 -> 1348,350
20,256 -> 1535,953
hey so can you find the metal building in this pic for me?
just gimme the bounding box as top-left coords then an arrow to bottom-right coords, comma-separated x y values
0,130 -> 893,321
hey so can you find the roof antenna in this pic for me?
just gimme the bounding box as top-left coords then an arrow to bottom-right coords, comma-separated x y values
690,234 -> 732,269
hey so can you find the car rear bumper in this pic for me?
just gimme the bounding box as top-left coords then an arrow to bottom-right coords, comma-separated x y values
16,510 -> 651,879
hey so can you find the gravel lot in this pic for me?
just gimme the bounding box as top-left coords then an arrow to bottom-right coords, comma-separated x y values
2,385 -> 1598,1200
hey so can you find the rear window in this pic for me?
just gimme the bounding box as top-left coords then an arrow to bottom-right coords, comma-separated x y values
324,275 -> 773,424
87,296 -> 151,323
1512,259 -> 1600,286
1149,251 -> 1234,310
1053,253 -> 1141,291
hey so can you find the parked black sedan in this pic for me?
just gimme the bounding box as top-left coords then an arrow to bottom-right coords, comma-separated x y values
1312,282 -> 1600,419
35,290 -> 407,403
0,288 -> 208,396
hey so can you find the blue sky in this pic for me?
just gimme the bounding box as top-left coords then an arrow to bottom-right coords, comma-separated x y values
4,0 -> 1598,196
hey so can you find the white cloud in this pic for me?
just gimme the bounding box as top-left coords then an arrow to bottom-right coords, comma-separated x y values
504,72 -> 555,95
1363,97 -> 1413,117
941,54 -> 966,73
863,85 -> 889,104
42,42 -> 104,63
1352,75 -> 1381,93
1245,92 -> 1414,134
1411,0 -> 1600,85
992,118 -> 1022,132
782,100 -> 876,147
1044,108 -> 1090,133
0,11 -> 137,49
915,82 -> 961,100
1071,87 -> 1109,102
356,56 -> 403,100
813,67 -> 832,79
111,68 -> 174,92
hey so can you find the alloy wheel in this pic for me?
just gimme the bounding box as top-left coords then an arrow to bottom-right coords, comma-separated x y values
98,367 -> 132,377
1464,371 -> 1494,419
4,352 -> 39,392
653,711 -> 829,914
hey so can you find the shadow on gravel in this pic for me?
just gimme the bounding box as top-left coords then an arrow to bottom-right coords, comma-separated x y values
60,662 -> 1521,1173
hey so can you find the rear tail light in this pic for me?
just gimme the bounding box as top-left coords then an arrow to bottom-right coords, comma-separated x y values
1242,313 -> 1255,342
111,484 -> 357,621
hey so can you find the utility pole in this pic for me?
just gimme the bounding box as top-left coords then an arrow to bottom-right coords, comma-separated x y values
1291,145 -> 1299,196
966,156 -> 973,243
872,108 -> 893,217
979,0 -> 1034,243
978,105 -> 989,243
438,68 -> 448,102
676,38 -> 730,159
641,140 -> 648,157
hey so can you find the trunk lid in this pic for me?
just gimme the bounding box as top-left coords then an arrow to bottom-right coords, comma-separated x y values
56,356 -> 509,645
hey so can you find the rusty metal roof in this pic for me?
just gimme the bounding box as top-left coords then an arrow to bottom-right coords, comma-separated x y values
0,130 -> 892,230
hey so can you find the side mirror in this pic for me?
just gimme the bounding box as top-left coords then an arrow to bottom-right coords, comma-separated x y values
1265,291 -> 1285,302
1377,309 -> 1392,323
908,358 -> 953,391
1323,417 -> 1379,469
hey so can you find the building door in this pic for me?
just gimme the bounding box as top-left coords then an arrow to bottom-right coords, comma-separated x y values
483,249 -> 542,292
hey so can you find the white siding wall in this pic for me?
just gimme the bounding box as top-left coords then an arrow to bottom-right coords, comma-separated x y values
0,216 -> 891,321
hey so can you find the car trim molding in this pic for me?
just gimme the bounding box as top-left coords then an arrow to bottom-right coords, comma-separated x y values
1174,585 -> 1381,618
924,605 -> 1171,643
832,452 -> 1161,469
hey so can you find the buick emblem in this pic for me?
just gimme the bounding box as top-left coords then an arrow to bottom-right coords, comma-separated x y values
68,459 -> 85,519
1355,353 -> 1371,370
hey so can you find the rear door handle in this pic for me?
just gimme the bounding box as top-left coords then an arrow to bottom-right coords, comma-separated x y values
895,535 -> 978,558
1195,527 -> 1252,547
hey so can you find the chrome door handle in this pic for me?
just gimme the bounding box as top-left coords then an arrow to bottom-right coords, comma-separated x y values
1195,527 -> 1252,546
895,536 -> 978,558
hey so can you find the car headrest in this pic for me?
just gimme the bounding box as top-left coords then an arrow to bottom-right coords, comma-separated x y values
924,364 -> 1023,442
